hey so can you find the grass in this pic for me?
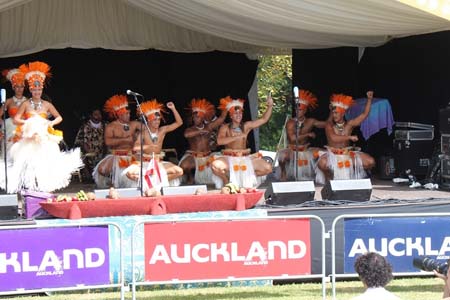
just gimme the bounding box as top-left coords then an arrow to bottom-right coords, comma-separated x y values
1,277 -> 445,300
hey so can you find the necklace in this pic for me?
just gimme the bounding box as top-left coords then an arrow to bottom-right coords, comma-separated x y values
230,123 -> 242,133
296,117 -> 305,129
30,99 -> 42,111
149,129 -> 158,143
334,121 -> 345,134
195,124 -> 205,130
13,96 -> 26,106
117,120 -> 130,131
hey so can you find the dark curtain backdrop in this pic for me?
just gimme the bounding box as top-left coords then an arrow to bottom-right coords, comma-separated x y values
0,49 -> 258,155
293,30 -> 450,160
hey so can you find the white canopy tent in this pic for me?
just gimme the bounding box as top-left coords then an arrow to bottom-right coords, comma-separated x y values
0,0 -> 449,58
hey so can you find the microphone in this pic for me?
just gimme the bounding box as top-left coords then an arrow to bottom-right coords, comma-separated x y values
1,89 -> 6,104
293,86 -> 299,103
126,89 -> 142,97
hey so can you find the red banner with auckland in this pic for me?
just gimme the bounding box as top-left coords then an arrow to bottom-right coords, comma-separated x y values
144,219 -> 311,282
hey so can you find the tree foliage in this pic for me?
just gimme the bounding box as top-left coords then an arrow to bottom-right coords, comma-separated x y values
257,55 -> 292,151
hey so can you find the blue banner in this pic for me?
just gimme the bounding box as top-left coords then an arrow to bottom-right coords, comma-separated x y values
344,217 -> 450,273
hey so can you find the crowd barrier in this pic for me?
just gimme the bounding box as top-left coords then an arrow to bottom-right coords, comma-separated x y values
331,212 -> 450,300
12,210 -> 447,299
0,221 -> 125,300
131,215 -> 327,300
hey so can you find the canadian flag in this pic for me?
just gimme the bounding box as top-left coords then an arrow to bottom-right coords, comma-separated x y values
144,156 -> 162,191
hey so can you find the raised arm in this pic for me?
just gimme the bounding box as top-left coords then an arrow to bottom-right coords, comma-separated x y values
312,117 -> 330,129
160,102 -> 183,133
348,91 -> 373,127
246,95 -> 273,131
207,108 -> 227,131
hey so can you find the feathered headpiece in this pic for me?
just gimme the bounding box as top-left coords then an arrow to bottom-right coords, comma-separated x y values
2,68 -> 25,87
104,95 -> 129,118
330,94 -> 355,114
141,99 -> 166,121
219,96 -> 244,114
298,89 -> 318,111
188,98 -> 215,120
19,61 -> 51,89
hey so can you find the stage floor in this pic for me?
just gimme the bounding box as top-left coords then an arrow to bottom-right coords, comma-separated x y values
58,176 -> 450,202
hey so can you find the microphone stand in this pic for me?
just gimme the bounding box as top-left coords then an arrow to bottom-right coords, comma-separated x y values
130,94 -> 152,197
294,98 -> 299,181
2,99 -> 8,194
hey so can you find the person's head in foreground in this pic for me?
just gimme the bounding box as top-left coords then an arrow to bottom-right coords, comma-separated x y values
354,252 -> 393,288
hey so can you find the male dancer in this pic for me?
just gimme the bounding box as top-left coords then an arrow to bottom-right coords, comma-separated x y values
316,91 -> 375,182
277,89 -> 328,181
124,99 -> 183,191
93,94 -> 140,187
179,98 -> 226,185
211,95 -> 273,188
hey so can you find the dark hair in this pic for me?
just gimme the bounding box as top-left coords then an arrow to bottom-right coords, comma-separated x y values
354,252 -> 393,288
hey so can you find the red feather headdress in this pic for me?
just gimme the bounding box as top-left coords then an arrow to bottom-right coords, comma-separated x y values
188,98 -> 215,120
298,89 -> 318,111
218,96 -> 244,114
19,61 -> 51,89
330,94 -> 355,114
2,68 -> 25,87
141,99 -> 166,121
104,95 -> 129,118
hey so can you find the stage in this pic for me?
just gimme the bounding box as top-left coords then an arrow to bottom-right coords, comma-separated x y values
2,174 -> 450,297
59,176 -> 450,202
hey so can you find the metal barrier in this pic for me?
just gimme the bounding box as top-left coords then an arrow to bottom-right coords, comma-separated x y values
131,215 -> 327,300
331,212 -> 450,300
0,221 -> 125,300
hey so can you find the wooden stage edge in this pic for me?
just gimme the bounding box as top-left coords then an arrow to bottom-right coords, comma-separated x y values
57,176 -> 450,203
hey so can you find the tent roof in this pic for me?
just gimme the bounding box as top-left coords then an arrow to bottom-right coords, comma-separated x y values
0,0 -> 449,57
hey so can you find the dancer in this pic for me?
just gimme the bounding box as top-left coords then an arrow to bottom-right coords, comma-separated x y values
277,89 -> 327,181
316,91 -> 375,182
92,95 -> 140,188
211,95 -> 273,188
2,61 -> 83,192
179,98 -> 226,185
124,99 -> 183,192
0,68 -> 27,150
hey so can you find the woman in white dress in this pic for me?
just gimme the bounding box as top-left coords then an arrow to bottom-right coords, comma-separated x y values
0,68 -> 27,151
1,61 -> 83,192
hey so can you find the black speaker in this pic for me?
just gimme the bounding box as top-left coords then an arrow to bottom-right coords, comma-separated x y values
265,181 -> 315,206
0,194 -> 19,220
162,185 -> 207,195
321,179 -> 372,201
94,188 -> 141,198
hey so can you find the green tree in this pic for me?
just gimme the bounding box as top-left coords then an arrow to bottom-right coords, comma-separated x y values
257,55 -> 292,151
